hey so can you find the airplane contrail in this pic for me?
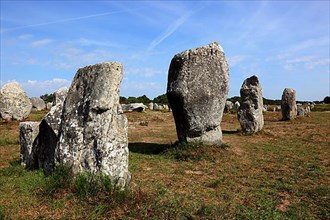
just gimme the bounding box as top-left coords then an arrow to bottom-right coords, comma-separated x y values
2,8 -> 142,33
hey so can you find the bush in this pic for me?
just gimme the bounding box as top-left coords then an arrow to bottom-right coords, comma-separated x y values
323,96 -> 330,104
44,164 -> 73,196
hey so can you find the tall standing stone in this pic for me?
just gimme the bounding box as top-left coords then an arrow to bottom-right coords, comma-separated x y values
20,122 -> 40,168
237,75 -> 264,134
281,88 -> 297,120
0,82 -> 32,120
56,62 -> 130,186
167,42 -> 229,145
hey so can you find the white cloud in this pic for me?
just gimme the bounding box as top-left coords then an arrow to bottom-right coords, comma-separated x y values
18,34 -> 33,40
31,38 -> 53,47
21,78 -> 71,97
283,56 -> 330,71
120,80 -> 165,98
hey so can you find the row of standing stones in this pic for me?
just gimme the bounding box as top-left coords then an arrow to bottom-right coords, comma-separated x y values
1,42 -> 301,186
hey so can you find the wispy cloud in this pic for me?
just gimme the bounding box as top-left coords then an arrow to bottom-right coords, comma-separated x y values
21,78 -> 71,96
227,55 -> 246,67
3,9 -> 142,33
147,10 -> 194,51
31,38 -> 53,47
283,56 -> 330,71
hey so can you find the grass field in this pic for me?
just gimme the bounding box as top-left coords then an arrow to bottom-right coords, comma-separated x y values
0,105 -> 329,219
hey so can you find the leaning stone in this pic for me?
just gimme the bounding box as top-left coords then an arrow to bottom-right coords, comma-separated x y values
0,82 -> 32,120
30,97 -> 46,111
237,75 -> 264,134
167,42 -> 229,145
57,62 -> 130,186
20,122 -> 40,168
281,88 -> 297,120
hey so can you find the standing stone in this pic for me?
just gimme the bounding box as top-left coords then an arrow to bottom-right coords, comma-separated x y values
167,42 -> 229,145
224,101 -> 233,113
153,103 -> 159,110
34,102 -> 64,174
53,87 -> 68,106
0,82 -> 32,120
20,122 -> 40,168
148,102 -> 154,110
237,75 -> 264,134
57,62 -> 130,186
46,102 -> 53,110
121,103 -> 147,113
281,88 -> 297,120
297,106 -> 305,116
30,97 -> 46,111
234,101 -> 240,110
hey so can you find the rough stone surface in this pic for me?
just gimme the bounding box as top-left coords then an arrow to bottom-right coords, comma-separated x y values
281,88 -> 297,120
167,42 -> 229,145
20,122 -> 40,168
46,102 -> 53,110
297,106 -> 305,116
0,82 -> 32,120
237,75 -> 264,134
34,103 -> 64,174
153,103 -> 159,110
57,62 -> 130,186
224,101 -> 233,113
121,103 -> 147,113
148,102 -> 154,110
30,97 -> 46,111
234,101 -> 240,110
53,87 -> 68,105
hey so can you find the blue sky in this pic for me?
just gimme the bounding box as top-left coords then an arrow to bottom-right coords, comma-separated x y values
1,1 -> 329,101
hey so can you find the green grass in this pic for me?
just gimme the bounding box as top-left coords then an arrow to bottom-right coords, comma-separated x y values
0,111 -> 329,219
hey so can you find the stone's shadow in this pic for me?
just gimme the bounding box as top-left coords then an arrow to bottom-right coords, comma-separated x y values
128,142 -> 172,155
222,130 -> 240,134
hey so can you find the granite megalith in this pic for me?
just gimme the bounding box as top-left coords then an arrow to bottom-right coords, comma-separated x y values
56,62 -> 130,186
237,75 -> 264,134
20,122 -> 40,168
30,97 -> 46,111
281,88 -> 297,120
0,82 -> 32,120
167,42 -> 229,145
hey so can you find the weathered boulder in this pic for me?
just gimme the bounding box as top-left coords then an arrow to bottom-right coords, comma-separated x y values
0,82 -> 32,120
297,106 -> 305,116
167,42 -> 229,145
234,101 -> 240,110
20,122 -> 40,168
237,75 -> 264,134
148,102 -> 154,110
56,62 -> 130,186
52,87 -> 68,105
46,102 -> 53,110
121,103 -> 147,113
30,97 -> 46,111
224,101 -> 233,113
153,103 -> 159,110
281,88 -> 297,120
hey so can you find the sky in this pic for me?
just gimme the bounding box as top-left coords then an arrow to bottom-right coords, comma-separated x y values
1,1 -> 329,101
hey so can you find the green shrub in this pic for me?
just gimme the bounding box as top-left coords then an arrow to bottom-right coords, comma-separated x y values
44,164 -> 73,196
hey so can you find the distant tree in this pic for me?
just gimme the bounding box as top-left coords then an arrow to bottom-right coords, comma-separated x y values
153,94 -> 168,104
119,96 -> 127,104
228,96 -> 241,103
136,95 -> 151,104
40,93 -> 54,103
127,96 -> 138,103
324,96 -> 330,104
